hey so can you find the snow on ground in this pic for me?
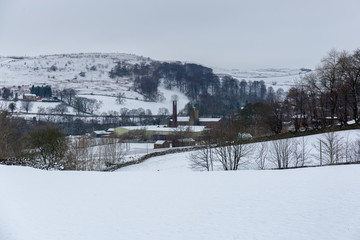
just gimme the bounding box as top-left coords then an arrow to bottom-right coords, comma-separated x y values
0,53 -> 149,95
1,53 -> 309,117
1,164 -> 360,240
214,67 -> 308,91
119,129 -> 360,172
81,85 -> 189,115
121,151 -> 192,172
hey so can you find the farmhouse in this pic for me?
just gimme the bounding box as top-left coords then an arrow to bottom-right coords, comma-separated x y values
23,93 -> 36,101
92,130 -> 111,138
168,101 -> 221,128
154,140 -> 170,149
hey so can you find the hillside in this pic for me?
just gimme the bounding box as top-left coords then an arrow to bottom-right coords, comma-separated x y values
0,53 -> 306,116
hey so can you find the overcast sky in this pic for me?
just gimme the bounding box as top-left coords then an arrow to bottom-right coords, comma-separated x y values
0,0 -> 359,69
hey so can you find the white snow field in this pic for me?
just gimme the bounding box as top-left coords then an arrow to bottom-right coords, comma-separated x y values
120,129 -> 360,172
1,164 -> 360,240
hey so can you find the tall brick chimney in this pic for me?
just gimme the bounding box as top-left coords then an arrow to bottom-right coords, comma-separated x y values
172,100 -> 177,127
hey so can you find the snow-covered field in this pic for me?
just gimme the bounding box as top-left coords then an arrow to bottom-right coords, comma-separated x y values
1,129 -> 360,239
80,85 -> 188,115
214,67 -> 307,91
120,129 -> 360,172
2,53 -> 358,239
0,53 -> 149,97
1,164 -> 359,240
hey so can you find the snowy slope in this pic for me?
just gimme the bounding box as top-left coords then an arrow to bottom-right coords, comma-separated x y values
214,67 -> 308,91
1,164 -> 359,240
0,53 -> 149,97
120,129 -> 360,172
0,53 -> 191,114
0,53 -> 306,116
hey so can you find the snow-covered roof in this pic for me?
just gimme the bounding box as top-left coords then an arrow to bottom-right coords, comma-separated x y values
155,140 -> 166,145
121,125 -> 206,133
177,117 -> 190,122
178,138 -> 195,142
93,130 -> 110,135
173,117 -> 221,123
199,117 -> 221,122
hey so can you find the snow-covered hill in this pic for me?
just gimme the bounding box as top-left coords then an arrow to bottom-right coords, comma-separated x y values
0,53 -> 306,116
1,164 -> 359,240
214,67 -> 309,91
0,53 -> 305,94
0,53 -> 151,98
0,53 -> 190,115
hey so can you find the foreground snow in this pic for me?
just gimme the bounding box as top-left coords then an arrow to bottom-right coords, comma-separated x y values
1,164 -> 360,240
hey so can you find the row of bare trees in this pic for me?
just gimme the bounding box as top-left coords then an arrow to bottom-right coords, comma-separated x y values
0,109 -> 128,170
237,49 -> 360,136
66,137 -> 128,171
190,128 -> 360,171
286,49 -> 360,131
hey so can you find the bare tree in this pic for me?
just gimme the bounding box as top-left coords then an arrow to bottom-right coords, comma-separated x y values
313,131 -> 343,165
342,133 -> 356,163
214,141 -> 252,171
65,136 -> 91,170
189,141 -> 214,171
157,107 -> 170,124
60,88 -> 77,105
53,102 -> 69,115
351,140 -> 360,163
21,100 -> 34,113
255,142 -> 268,170
0,111 -> 26,159
292,137 -> 311,167
103,138 -> 127,166
87,98 -> 102,114
270,138 -> 293,169
339,49 -> 360,124
116,92 -> 126,104
26,123 -> 68,170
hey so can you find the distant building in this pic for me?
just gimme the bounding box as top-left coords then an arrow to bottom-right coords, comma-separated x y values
23,93 -> 36,101
168,106 -> 221,128
92,130 -> 111,138
154,140 -> 170,149
172,138 -> 195,147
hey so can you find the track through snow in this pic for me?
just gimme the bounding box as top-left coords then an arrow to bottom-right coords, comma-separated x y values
1,165 -> 360,240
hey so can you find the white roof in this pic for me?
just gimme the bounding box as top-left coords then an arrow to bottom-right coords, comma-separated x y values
121,125 -> 205,133
178,138 -> 195,142
177,117 -> 190,122
174,117 -> 221,123
199,118 -> 221,122
94,130 -> 110,135
155,140 -> 166,145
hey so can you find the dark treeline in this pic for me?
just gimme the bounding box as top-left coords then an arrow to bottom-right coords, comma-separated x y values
284,49 -> 360,131
236,49 -> 360,136
30,85 -> 53,98
109,61 -> 279,116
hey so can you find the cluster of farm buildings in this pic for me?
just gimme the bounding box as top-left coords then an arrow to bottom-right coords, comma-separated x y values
93,101 -> 222,149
